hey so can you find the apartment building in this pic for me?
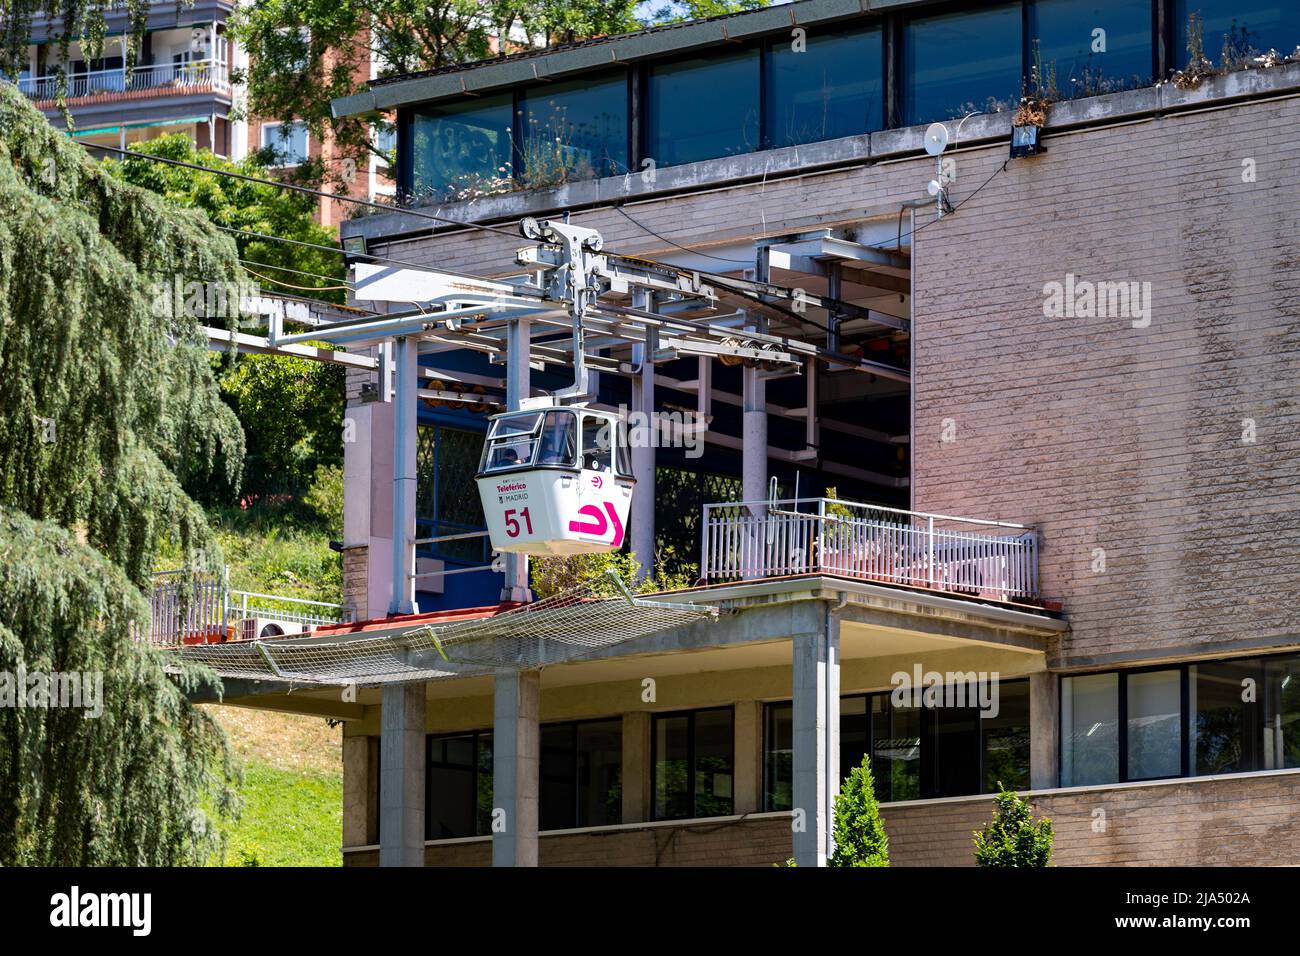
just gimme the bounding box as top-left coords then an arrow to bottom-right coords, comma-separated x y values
6,0 -> 392,224
176,0 -> 1300,867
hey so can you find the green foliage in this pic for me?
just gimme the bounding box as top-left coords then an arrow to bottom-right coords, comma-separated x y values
829,755 -> 890,867
218,354 -> 345,497
303,464 -> 344,538
529,548 -> 693,599
973,784 -> 1054,867
107,134 -> 345,302
0,85 -> 241,863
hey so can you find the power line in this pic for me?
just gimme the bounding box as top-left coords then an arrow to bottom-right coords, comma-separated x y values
238,258 -> 353,287
612,204 -> 753,264
892,159 -> 1009,250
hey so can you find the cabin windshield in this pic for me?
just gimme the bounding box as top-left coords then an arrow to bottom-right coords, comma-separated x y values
535,410 -> 578,467
481,412 -> 542,471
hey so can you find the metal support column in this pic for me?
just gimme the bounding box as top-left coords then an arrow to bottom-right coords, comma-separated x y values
389,335 -> 417,615
501,318 -> 532,602
630,289 -> 656,582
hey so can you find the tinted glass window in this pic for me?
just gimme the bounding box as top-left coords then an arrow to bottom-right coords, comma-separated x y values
873,696 -> 921,801
646,49 -> 760,167
653,707 -> 734,819
1061,673 -> 1119,786
1030,0 -> 1153,94
1192,659 -> 1262,775
766,27 -> 883,147
411,93 -> 513,199
763,702 -> 794,812
540,723 -> 577,830
520,72 -> 629,181
1175,1 -> 1300,65
653,713 -> 691,819
982,679 -> 1031,791
536,410 -> 578,467
1264,654 -> 1300,770
1126,669 -> 1181,780
575,720 -> 623,827
427,732 -> 492,838
904,4 -> 1023,125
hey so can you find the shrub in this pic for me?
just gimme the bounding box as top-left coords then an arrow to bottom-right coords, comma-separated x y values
829,755 -> 890,867
973,784 -> 1054,867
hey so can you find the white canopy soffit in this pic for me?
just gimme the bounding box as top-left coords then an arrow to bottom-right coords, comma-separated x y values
174,571 -> 719,686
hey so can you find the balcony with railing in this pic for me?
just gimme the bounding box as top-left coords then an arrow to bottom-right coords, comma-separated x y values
700,497 -> 1040,604
144,570 -> 353,648
17,59 -> 230,107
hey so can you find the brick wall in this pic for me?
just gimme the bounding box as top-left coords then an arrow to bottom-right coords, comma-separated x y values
342,546 -> 368,622
345,770 -> 1300,866
910,96 -> 1300,667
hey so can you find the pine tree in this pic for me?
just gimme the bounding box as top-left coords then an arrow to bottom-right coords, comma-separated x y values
0,84 -> 241,865
829,754 -> 889,867
973,784 -> 1054,867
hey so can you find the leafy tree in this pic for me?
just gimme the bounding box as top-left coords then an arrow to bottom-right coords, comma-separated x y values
829,754 -> 889,867
0,84 -> 239,864
973,784 -> 1054,867
529,548 -> 693,598
109,135 -> 347,499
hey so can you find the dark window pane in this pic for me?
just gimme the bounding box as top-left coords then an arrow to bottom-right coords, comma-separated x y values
581,415 -> 612,473
1264,654 -> 1300,770
653,714 -> 691,819
928,704 -> 981,797
840,695 -> 869,790
476,733 -> 493,835
417,424 -> 488,562
1193,660 -> 1262,775
694,708 -> 735,817
1030,0 -> 1153,95
411,93 -> 513,200
1127,669 -> 1181,780
872,696 -> 921,801
1175,1 -> 1300,65
576,719 -> 623,827
982,679 -> 1031,792
904,4 -> 1023,125
763,702 -> 794,812
646,49 -> 760,166
520,72 -> 629,181
767,27 -> 883,147
427,733 -> 476,839
540,724 -> 576,831
1061,673 -> 1119,786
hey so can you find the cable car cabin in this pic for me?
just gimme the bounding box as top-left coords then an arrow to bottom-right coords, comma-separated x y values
475,406 -> 635,556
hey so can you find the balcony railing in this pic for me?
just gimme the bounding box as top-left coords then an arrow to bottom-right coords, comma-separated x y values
700,498 -> 1040,603
144,570 -> 353,648
16,59 -> 229,102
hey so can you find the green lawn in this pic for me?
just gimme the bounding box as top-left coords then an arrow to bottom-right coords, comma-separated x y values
222,760 -> 342,867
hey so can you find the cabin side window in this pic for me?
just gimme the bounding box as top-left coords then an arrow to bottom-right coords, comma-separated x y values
482,412 -> 541,472
535,410 -> 578,467
581,415 -> 612,473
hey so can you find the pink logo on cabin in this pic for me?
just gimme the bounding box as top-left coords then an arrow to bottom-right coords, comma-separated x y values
568,502 -> 625,547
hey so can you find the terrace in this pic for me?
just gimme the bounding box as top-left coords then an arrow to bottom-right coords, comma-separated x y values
18,59 -> 230,107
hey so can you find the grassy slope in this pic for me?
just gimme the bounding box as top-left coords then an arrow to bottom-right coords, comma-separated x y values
210,705 -> 343,867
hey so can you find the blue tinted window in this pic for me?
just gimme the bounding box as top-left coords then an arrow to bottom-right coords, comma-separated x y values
1175,1 -> 1300,64
410,93 -> 513,199
646,49 -> 760,167
767,26 -> 883,147
519,72 -> 629,182
904,3 -> 1023,126
1030,0 -> 1153,95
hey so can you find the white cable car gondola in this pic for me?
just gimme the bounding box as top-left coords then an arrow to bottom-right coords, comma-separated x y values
476,405 -> 634,556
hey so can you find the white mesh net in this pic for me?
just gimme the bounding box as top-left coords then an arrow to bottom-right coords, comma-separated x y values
175,571 -> 718,686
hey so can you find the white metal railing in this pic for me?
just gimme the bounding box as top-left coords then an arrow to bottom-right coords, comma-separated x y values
144,569 -> 353,648
700,497 -> 1040,602
16,59 -> 229,101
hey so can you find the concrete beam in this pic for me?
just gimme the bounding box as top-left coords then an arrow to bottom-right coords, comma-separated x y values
379,683 -> 426,866
1030,671 -> 1059,790
492,669 -> 541,866
792,611 -> 839,867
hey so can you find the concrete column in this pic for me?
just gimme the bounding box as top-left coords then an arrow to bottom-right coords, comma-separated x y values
379,683 -> 426,867
621,710 -> 651,823
1030,670 -> 1059,790
733,700 -> 762,814
792,613 -> 840,867
630,293 -> 656,580
492,669 -> 540,866
389,335 -> 418,615
501,319 -> 531,602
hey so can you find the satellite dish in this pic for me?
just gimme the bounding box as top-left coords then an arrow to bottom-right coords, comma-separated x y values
924,123 -> 950,156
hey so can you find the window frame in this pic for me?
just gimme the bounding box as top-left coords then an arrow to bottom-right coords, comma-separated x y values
259,119 -> 309,168
650,705 -> 736,821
